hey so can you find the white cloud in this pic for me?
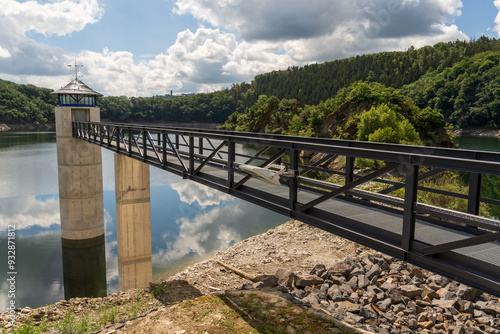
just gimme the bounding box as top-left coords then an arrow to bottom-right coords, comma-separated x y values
494,0 -> 500,37
0,0 -> 103,77
0,0 -> 470,96
0,0 -> 103,36
0,45 -> 11,59
173,0 -> 468,63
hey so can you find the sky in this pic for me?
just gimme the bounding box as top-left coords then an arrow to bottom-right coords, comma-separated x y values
0,0 -> 499,97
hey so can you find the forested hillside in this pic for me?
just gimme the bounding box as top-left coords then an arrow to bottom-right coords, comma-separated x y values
1,37 -> 500,130
0,79 -> 56,124
220,81 -> 453,147
250,36 -> 500,106
402,51 -> 500,128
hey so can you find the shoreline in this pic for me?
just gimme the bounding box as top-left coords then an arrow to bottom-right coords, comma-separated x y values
452,127 -> 500,137
0,123 -> 55,131
0,122 -> 220,132
3,220 -> 499,333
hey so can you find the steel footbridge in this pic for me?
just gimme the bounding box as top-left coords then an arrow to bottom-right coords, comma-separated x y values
73,121 -> 500,297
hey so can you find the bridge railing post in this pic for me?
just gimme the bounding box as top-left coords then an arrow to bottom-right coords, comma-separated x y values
116,126 -> 121,152
189,135 -> 195,174
345,156 -> 354,200
228,140 -> 235,189
142,129 -> 147,161
467,172 -> 482,216
402,164 -> 418,259
199,137 -> 203,155
162,131 -> 167,166
289,147 -> 298,213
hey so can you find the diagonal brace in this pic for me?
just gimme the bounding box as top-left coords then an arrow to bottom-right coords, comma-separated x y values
244,146 -> 272,165
379,167 -> 445,195
300,154 -> 336,176
299,163 -> 398,212
165,134 -> 188,172
423,232 -> 500,255
194,141 -> 227,175
234,149 -> 287,189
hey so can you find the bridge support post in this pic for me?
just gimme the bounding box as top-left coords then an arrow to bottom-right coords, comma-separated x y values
402,165 -> 418,259
114,154 -> 153,291
56,106 -> 104,240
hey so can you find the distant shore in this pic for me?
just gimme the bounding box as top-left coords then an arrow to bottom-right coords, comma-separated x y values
452,127 -> 500,137
0,122 -> 55,131
0,121 -> 221,132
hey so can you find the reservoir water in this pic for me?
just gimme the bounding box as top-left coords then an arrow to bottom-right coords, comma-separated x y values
0,131 -> 289,309
0,131 -> 499,309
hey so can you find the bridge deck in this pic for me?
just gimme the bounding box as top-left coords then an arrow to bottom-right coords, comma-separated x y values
73,122 -> 500,296
197,159 -> 500,268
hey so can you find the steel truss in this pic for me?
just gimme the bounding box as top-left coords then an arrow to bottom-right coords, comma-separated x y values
74,121 -> 500,297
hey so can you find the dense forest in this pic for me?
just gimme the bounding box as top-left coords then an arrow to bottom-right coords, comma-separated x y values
1,36 -> 500,130
220,81 -> 453,147
0,79 -> 56,124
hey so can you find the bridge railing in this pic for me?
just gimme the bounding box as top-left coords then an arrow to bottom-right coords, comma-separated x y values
73,121 -> 500,296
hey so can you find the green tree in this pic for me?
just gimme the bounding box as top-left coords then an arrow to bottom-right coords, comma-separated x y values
357,104 -> 422,145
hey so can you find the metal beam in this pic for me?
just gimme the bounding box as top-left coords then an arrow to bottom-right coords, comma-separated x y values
299,163 -> 398,212
422,232 -> 500,255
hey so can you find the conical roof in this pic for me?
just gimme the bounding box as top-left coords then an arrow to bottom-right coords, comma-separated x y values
51,78 -> 102,96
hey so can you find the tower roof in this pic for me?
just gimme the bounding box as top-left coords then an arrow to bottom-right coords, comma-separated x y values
51,78 -> 103,97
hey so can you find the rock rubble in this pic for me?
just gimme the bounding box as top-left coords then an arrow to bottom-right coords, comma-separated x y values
240,252 -> 500,334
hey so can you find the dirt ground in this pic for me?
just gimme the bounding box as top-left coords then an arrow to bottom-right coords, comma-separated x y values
3,220 -> 374,333
109,219 -> 373,333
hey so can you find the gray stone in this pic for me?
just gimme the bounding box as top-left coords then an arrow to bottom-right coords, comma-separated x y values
294,272 -> 323,288
347,276 -> 358,289
387,288 -> 403,303
345,312 -> 364,324
366,264 -> 381,280
421,286 -> 439,300
379,280 -> 396,292
335,301 -> 361,313
399,285 -> 423,298
431,298 -> 458,309
291,288 -> 305,299
359,304 -> 378,320
348,266 -> 365,279
329,275 -> 346,285
275,269 -> 293,285
427,274 -> 450,287
302,293 -> 319,307
310,264 -> 326,277
327,285 -> 343,302
319,282 -> 330,295
326,261 -> 352,278
456,284 -> 478,301
253,274 -> 279,288
475,301 -> 500,315
339,283 -> 353,296
377,298 -> 392,312
357,274 -> 370,289
409,267 -> 426,279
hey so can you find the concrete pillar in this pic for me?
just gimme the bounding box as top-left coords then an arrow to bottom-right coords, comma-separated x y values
56,106 -> 104,240
114,154 -> 152,290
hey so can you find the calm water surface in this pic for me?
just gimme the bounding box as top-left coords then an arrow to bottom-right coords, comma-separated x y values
0,131 -> 289,309
1,132 -> 499,309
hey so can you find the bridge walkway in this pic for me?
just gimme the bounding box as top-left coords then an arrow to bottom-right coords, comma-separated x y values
73,121 -> 500,297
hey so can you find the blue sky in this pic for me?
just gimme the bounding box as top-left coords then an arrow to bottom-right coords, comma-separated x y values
0,0 -> 499,96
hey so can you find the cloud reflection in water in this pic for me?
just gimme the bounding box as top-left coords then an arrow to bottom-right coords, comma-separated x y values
156,181 -> 287,262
